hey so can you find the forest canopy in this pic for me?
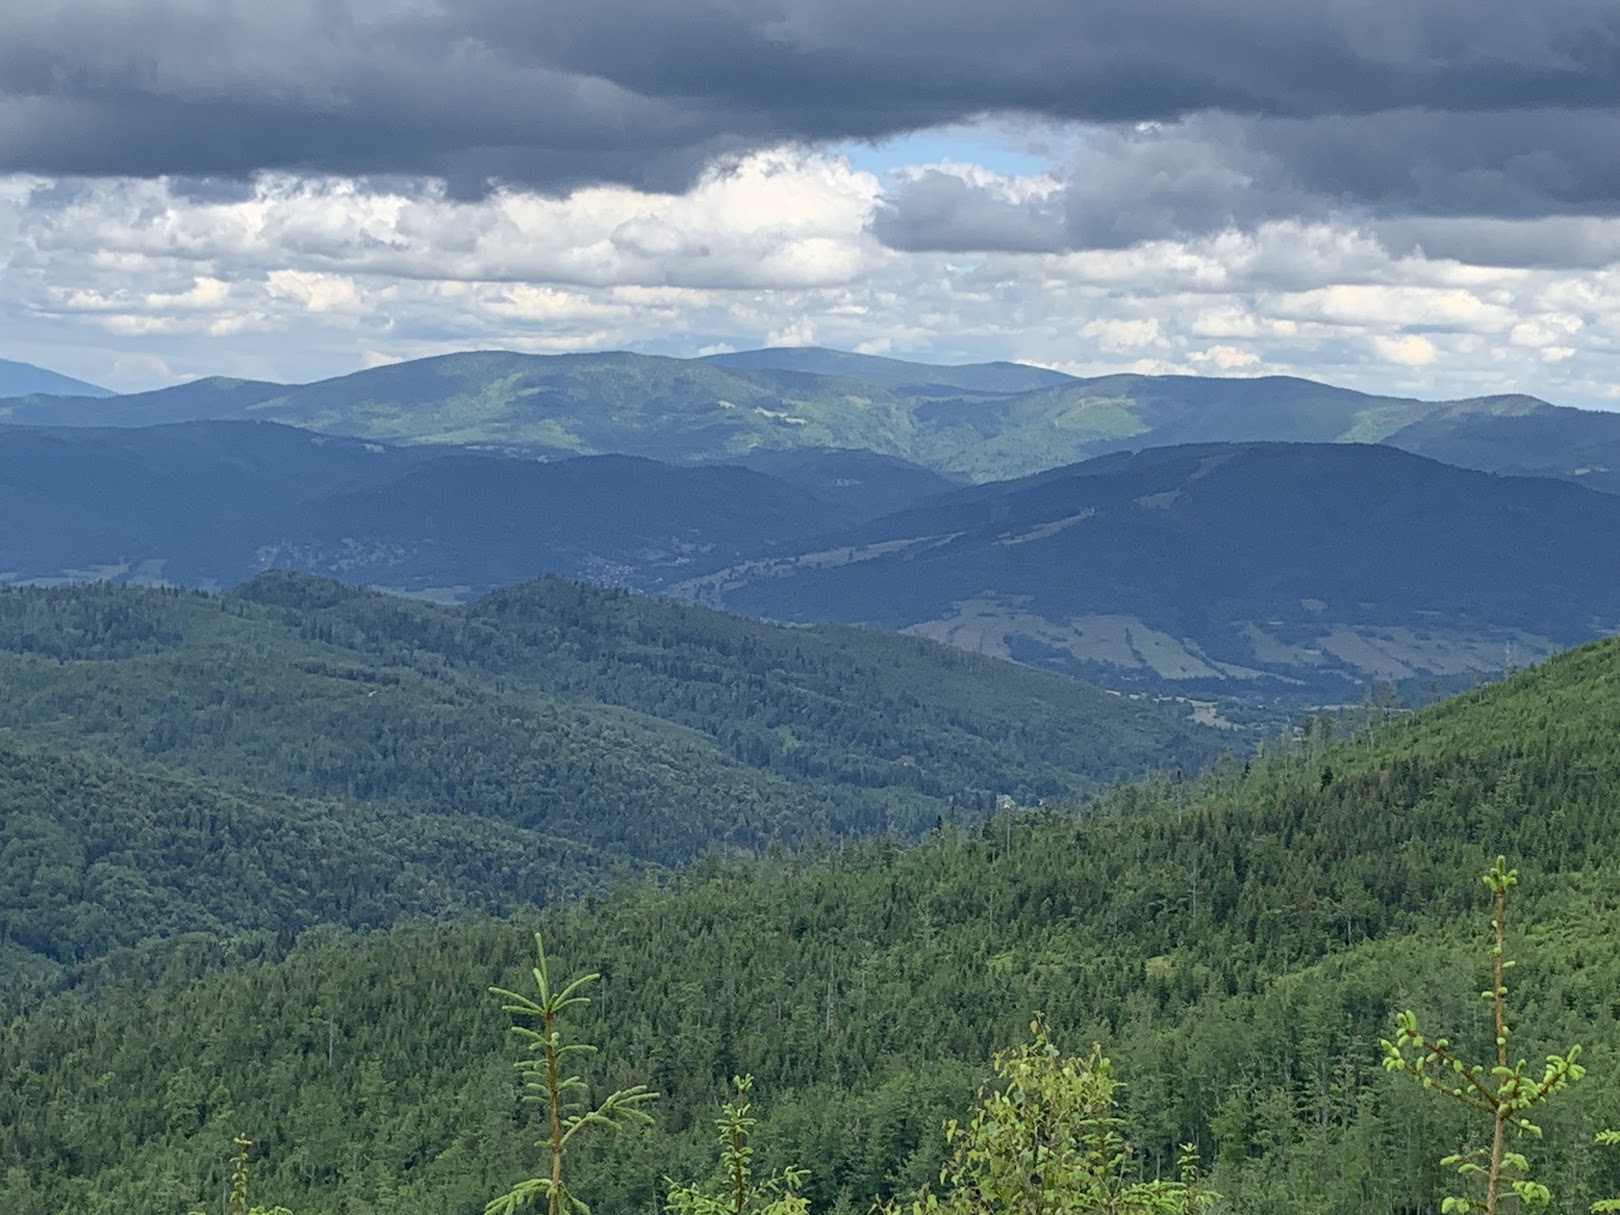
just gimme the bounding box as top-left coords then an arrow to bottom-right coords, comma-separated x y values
4,631 -> 1620,1212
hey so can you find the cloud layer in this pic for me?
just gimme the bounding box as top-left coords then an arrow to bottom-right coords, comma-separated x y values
6,154 -> 1620,409
5,2 -> 1620,405
873,107 -> 1620,260
5,0 -> 1620,208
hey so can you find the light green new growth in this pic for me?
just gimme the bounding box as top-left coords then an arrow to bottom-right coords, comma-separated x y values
188,1136 -> 293,1215
486,932 -> 658,1215
1381,857 -> 1586,1215
1595,1131 -> 1620,1213
886,1016 -> 1218,1215
665,1075 -> 811,1215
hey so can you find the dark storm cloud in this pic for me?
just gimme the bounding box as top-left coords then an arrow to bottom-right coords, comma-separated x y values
0,0 -> 759,193
2,0 -> 1619,199
873,107 -> 1620,258
870,173 -> 1069,253
874,117 -> 1312,252
1373,217 -> 1620,268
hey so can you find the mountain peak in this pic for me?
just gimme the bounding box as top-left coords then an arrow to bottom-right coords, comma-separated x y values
0,357 -> 113,400
701,346 -> 1076,392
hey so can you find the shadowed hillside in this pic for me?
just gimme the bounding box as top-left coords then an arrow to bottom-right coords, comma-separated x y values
676,441 -> 1620,692
0,423 -> 947,595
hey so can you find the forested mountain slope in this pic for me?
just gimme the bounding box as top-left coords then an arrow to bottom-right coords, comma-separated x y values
11,422 -> 1617,704
0,423 -> 949,595
0,737 -> 597,999
4,635 -> 1620,1215
679,441 -> 1620,692
0,576 -> 1220,987
255,452 -> 859,595
0,375 -> 286,425
705,445 -> 962,519
1384,397 -> 1620,495
0,574 -> 1217,806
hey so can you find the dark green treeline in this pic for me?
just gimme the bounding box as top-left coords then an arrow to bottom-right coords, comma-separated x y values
0,572 -> 1220,996
5,637 -> 1620,1213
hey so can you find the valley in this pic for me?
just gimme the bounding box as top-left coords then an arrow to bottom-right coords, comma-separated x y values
6,356 -> 1620,705
4,348 -> 1620,1215
13,7 -> 1620,1212
9,4 -> 1620,1211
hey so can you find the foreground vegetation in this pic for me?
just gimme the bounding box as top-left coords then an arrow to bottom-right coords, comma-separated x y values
4,632 -> 1620,1212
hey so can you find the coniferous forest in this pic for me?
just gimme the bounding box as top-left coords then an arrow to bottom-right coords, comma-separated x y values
14,2 -> 1620,1210
2,574 -> 1620,1214
0,574 -> 1220,995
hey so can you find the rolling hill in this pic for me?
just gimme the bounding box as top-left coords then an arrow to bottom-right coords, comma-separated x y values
10,421 -> 1617,700
672,441 -> 1620,692
1383,398 -> 1620,494
0,375 -> 293,427
260,452 -> 859,596
0,571 -> 1224,819
0,572 -> 1224,996
7,348 -> 1620,491
709,445 -> 963,518
0,421 -> 440,585
0,423 -> 955,595
0,352 -> 932,460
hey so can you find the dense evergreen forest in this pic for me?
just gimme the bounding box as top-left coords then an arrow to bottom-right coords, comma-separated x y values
4,628 -> 1620,1213
0,574 -> 1218,810
0,574 -> 1220,997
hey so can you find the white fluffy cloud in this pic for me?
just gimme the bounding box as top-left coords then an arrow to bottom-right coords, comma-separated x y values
5,140 -> 1620,410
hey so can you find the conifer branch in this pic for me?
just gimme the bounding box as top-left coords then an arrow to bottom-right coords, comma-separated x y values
1380,857 -> 1585,1214
487,932 -> 657,1215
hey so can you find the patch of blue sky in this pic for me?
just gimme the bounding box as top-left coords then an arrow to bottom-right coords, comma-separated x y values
831,122 -> 1063,182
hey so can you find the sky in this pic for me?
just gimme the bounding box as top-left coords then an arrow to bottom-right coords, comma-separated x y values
4,0 -> 1620,406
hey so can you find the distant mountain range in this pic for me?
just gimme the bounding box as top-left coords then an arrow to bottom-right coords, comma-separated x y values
5,416 -> 1617,695
0,421 -> 951,594
673,442 -> 1620,692
5,347 -> 1620,492
0,357 -> 110,399
6,347 -> 1620,698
